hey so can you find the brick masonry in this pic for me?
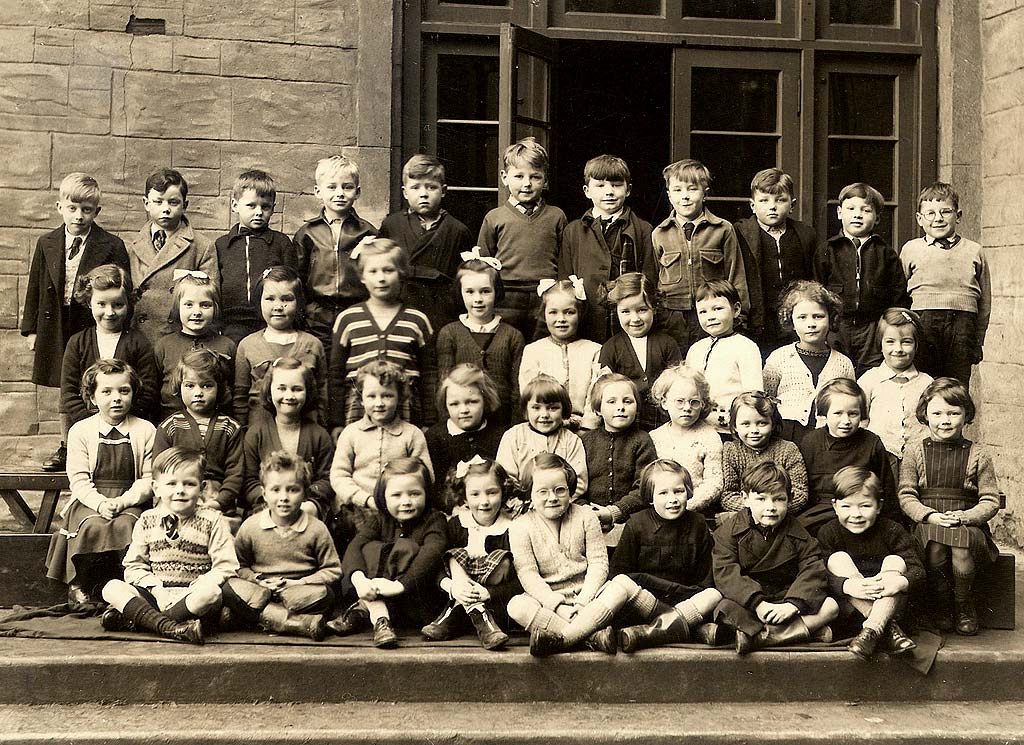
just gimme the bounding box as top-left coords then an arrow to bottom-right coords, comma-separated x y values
0,0 -> 397,466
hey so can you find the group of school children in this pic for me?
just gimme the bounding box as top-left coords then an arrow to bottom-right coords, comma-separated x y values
19,135 -> 997,661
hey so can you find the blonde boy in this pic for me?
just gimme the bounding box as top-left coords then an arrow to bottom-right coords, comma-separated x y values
293,155 -> 377,351
652,159 -> 748,356
22,172 -> 130,471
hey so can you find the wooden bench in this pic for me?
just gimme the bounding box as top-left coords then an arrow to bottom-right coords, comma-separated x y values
0,471 -> 67,534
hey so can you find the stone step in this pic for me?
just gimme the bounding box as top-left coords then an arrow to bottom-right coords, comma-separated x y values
0,701 -> 1022,744
3,630 -> 1023,706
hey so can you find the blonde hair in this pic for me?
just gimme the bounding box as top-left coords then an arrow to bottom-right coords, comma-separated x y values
354,237 -> 412,280
59,173 -> 101,205
315,155 -> 359,185
649,363 -> 714,422
662,159 -> 711,188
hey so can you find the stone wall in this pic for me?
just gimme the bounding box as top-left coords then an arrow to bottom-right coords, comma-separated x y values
975,1 -> 1024,548
0,0 -> 397,465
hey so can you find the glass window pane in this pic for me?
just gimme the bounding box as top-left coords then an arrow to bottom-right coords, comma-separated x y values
692,68 -> 778,133
683,0 -> 776,20
827,139 -> 894,198
689,134 -> 779,197
437,124 -> 499,187
516,52 -> 550,124
437,55 -> 499,121
568,0 -> 661,14
825,204 -> 895,249
829,0 -> 895,25
444,190 -> 499,237
829,74 -> 894,136
704,199 -> 751,225
515,122 -> 551,146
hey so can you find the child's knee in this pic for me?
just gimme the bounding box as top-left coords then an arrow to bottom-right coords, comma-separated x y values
507,594 -> 540,626
826,551 -> 858,577
188,584 -> 223,613
951,547 -> 974,570
610,574 -> 639,596
820,596 -> 840,620
100,579 -> 133,605
880,555 -> 906,574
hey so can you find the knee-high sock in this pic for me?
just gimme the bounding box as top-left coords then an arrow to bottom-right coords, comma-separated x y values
561,582 -> 630,645
863,596 -> 898,632
953,570 -> 974,604
675,600 -> 704,627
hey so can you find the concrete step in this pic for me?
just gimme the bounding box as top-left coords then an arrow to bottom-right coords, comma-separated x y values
0,701 -> 1022,744
3,630 -> 1023,706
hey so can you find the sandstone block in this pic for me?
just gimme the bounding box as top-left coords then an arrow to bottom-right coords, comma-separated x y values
172,139 -> 221,169
984,10 -> 1024,81
5,0 -> 88,29
982,108 -> 1022,178
183,0 -> 294,42
0,329 -> 35,385
0,63 -> 68,117
175,167 -> 220,197
0,390 -> 40,435
231,79 -> 355,145
981,68 -> 1024,116
88,4 -> 132,32
128,35 -> 174,71
982,0 -> 1020,20
220,41 -> 357,83
125,137 -> 174,188
173,37 -> 221,75
218,141 -> 336,195
184,194 -> 231,231
340,145 -> 391,224
71,66 -> 113,92
94,193 -> 142,233
74,31 -> 132,68
295,0 -> 357,47
0,188 -> 58,229
0,27 -> 35,63
0,275 -> 19,329
33,29 -> 75,65
280,193 -> 322,236
123,71 -> 231,139
1,131 -> 51,189
0,228 -> 42,268
52,134 -> 126,191
69,90 -> 112,128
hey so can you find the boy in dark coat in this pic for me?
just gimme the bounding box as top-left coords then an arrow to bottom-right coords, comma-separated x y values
558,155 -> 657,342
713,461 -> 839,654
22,173 -> 130,470
379,154 -> 475,334
733,168 -> 818,357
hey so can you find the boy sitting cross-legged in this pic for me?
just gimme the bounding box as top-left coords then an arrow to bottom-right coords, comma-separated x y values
223,451 -> 342,641
818,466 -> 924,661
712,461 -> 838,654
100,447 -> 238,645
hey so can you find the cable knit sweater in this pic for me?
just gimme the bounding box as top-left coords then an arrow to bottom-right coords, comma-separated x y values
763,343 -> 855,426
649,420 -> 723,512
720,437 -> 809,513
508,504 -> 608,609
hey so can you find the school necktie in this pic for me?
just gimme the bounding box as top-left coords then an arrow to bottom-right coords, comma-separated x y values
683,222 -> 695,241
935,237 -> 951,249
161,513 -> 179,540
601,217 -> 615,234
523,204 -> 536,217
851,237 -> 862,249
68,237 -> 82,261
153,230 -> 166,252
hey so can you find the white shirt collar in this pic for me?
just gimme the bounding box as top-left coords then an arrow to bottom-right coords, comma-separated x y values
757,220 -> 786,236
65,228 -> 91,249
591,208 -> 624,223
459,313 -> 501,334
879,363 -> 920,381
446,418 -> 488,436
257,509 -> 309,533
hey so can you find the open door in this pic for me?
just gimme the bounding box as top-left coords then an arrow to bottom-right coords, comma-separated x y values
670,48 -> 802,224
498,23 -> 557,204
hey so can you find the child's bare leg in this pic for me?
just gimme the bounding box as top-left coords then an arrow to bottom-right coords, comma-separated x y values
364,599 -> 390,623
801,596 -> 839,636
826,551 -> 874,618
100,579 -> 142,612
859,555 -> 907,632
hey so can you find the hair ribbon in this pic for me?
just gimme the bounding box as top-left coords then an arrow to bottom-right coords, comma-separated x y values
536,278 -> 558,297
901,311 -> 915,324
568,275 -> 587,301
460,246 -> 502,271
350,235 -> 377,260
172,269 -> 210,282
454,454 -> 487,479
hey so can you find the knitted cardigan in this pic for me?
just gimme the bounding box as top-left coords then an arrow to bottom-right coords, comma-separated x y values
720,437 -> 809,514
763,343 -> 855,426
435,320 -> 525,413
649,420 -> 723,512
580,426 -> 658,521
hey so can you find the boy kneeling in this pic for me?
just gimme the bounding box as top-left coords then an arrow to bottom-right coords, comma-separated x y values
224,451 -> 342,641
713,462 -> 838,654
818,466 -> 924,659
101,448 -> 238,644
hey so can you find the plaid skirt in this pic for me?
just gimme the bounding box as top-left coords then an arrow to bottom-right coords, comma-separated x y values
446,547 -> 512,585
915,488 -> 999,564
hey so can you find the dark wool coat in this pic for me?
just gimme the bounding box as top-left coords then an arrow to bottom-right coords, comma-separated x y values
21,225 -> 130,386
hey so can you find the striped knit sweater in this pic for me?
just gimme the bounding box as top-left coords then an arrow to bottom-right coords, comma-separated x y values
123,506 -> 238,589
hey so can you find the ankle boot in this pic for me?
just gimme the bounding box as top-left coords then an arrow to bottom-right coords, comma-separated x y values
122,597 -> 204,645
619,608 -> 691,653
848,626 -> 883,660
326,601 -> 370,636
763,617 -> 813,648
694,622 -> 720,646
373,617 -> 399,648
885,620 -> 917,655
258,604 -> 326,641
927,568 -> 954,631
467,607 -> 509,650
421,601 -> 466,641
584,626 -> 617,655
954,597 -> 979,636
100,607 -> 135,632
529,627 -> 565,657
735,628 -> 768,655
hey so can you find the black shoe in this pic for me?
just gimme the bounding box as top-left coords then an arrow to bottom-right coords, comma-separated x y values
848,626 -> 882,660
955,599 -> 979,636
421,602 -> 465,641
467,607 -> 509,651
167,618 -> 204,645
885,621 -> 917,655
67,584 -> 91,607
694,622 -> 720,647
42,444 -> 67,472
100,607 -> 135,632
326,602 -> 370,636
529,627 -> 564,657
372,617 -> 399,648
584,626 -> 617,655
